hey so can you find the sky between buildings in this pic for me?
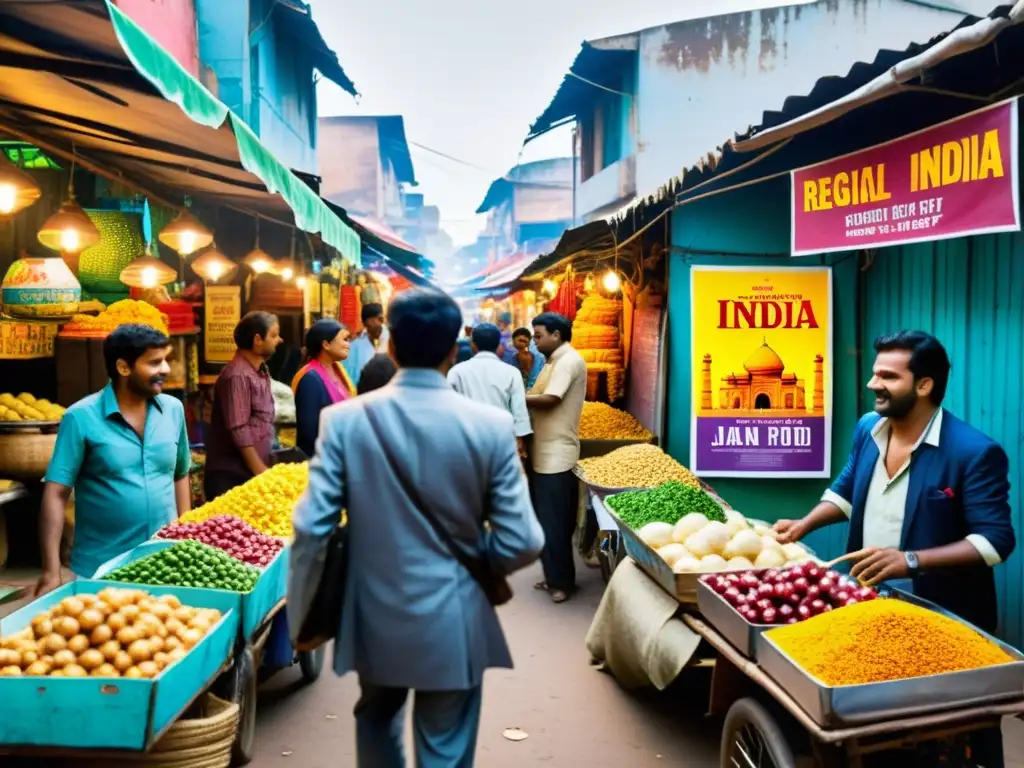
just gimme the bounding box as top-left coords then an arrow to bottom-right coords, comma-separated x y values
310,0 -> 817,247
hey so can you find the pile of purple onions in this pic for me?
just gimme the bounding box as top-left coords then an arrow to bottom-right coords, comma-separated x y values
703,562 -> 879,626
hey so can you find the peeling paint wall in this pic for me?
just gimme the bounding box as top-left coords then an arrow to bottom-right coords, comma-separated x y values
634,0 -> 974,196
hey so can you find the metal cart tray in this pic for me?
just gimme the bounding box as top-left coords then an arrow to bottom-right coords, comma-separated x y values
755,590 -> 1024,727
696,573 -> 775,659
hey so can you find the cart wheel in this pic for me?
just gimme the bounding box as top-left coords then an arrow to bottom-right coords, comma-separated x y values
298,645 -> 326,683
721,698 -> 796,768
231,647 -> 258,767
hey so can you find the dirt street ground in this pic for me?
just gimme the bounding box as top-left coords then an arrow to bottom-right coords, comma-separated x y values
249,559 -> 721,767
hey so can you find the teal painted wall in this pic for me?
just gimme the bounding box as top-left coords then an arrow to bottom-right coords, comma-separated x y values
666,179 -> 860,563
860,235 -> 1024,644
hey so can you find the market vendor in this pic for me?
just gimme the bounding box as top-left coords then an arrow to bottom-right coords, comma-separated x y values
205,312 -> 281,501
36,324 -> 191,594
775,331 -> 1015,634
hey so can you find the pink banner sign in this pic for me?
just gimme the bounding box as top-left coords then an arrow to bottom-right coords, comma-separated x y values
791,100 -> 1019,256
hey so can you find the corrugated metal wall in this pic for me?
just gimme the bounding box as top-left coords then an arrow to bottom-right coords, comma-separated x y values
861,235 -> 1024,645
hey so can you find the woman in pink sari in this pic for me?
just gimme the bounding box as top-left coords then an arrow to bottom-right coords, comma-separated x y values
291,319 -> 356,457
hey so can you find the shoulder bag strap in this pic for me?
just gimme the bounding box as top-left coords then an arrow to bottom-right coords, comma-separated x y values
362,402 -> 483,575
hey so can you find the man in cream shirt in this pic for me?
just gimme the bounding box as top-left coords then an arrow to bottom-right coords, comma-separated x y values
526,312 -> 588,603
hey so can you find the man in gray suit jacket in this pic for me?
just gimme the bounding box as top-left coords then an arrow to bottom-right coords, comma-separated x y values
288,288 -> 545,768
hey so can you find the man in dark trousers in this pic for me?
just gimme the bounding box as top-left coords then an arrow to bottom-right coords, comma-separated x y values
526,312 -> 587,603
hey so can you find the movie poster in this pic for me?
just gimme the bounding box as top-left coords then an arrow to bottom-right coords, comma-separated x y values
690,266 -> 832,478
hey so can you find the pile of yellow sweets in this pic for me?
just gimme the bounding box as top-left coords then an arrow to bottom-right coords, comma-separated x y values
578,402 -> 652,440
65,299 -> 169,336
0,393 -> 66,422
179,462 -> 309,537
578,444 -> 701,489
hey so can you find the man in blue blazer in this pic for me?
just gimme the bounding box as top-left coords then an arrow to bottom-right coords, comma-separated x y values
776,331 -> 1015,635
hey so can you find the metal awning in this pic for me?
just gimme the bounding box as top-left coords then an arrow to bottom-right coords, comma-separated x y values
526,41 -> 636,143
272,0 -> 358,96
0,0 -> 360,264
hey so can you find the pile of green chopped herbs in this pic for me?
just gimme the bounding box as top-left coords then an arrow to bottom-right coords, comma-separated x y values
605,481 -> 726,530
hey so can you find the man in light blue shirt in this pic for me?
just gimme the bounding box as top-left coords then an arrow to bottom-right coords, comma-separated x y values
36,324 -> 191,593
344,302 -> 390,387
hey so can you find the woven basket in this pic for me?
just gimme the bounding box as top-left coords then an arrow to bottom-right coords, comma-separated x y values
73,694 -> 239,768
0,431 -> 57,479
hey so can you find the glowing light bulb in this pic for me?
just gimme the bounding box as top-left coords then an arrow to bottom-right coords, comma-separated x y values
141,266 -> 158,288
296,276 -> 307,288
60,228 -> 79,253
543,279 -> 557,295
252,258 -> 269,274
180,231 -> 197,256
602,270 -> 620,293
281,267 -> 294,280
208,262 -> 223,281
0,184 -> 15,215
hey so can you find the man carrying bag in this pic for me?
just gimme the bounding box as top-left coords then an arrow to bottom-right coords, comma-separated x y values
287,288 -> 544,768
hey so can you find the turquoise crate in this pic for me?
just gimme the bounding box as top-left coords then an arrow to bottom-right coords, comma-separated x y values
0,580 -> 238,751
94,539 -> 288,641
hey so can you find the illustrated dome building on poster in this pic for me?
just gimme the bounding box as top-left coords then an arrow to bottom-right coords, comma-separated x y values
699,339 -> 825,416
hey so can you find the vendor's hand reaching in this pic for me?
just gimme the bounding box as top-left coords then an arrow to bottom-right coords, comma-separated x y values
773,518 -> 810,544
849,547 -> 909,586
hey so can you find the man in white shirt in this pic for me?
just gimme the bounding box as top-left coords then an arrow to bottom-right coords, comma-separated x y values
448,323 -> 532,446
526,312 -> 588,603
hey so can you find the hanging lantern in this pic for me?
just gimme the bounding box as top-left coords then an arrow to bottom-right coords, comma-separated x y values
37,198 -> 101,255
602,269 -> 621,293
190,247 -> 237,283
275,257 -> 294,281
542,278 -> 557,296
295,275 -> 308,288
243,247 -> 273,274
158,208 -> 213,257
120,249 -> 176,289
0,154 -> 41,217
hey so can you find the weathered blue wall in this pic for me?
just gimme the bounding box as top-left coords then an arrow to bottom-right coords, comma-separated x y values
666,176 -> 860,564
196,0 -> 316,174
633,0 -> 978,197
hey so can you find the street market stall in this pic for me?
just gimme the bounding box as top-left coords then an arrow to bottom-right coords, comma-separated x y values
0,461 -> 321,766
581,453 -> 1024,766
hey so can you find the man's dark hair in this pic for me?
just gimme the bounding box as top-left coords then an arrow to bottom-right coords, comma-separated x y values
471,323 -> 501,353
874,330 -> 951,405
103,323 -> 170,380
234,311 -> 277,351
387,289 -> 462,368
512,327 -> 532,341
357,353 -> 397,394
361,302 -> 384,324
532,312 -> 572,343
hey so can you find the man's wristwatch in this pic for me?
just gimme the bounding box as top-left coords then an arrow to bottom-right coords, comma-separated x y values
904,551 -> 920,575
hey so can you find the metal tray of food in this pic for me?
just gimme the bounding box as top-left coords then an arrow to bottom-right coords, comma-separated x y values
755,590 -> 1024,727
696,573 -> 774,659
599,499 -> 701,603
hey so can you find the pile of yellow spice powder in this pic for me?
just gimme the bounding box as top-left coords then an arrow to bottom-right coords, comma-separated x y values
765,598 -> 1014,686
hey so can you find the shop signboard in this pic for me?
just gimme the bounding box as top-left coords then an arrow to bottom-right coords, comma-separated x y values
690,266 -> 832,478
0,320 -> 57,359
791,99 -> 1019,255
204,285 -> 241,363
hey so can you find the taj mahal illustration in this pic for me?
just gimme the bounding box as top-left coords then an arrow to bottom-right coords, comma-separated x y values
699,340 -> 825,416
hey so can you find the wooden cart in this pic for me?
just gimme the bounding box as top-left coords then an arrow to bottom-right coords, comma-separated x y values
683,614 -> 1024,768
